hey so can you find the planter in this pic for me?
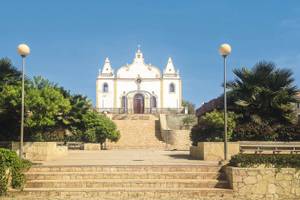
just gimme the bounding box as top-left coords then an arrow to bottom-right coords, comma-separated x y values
190,142 -> 239,161
11,142 -> 68,161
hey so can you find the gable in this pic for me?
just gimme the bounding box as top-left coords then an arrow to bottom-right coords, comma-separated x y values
117,63 -> 161,79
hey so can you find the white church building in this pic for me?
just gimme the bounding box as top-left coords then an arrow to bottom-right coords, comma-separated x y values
96,48 -> 182,114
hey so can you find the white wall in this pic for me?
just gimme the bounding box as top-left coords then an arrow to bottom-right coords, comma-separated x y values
96,50 -> 182,110
96,78 -> 114,109
97,77 -> 182,109
116,79 -> 161,108
162,78 -> 181,108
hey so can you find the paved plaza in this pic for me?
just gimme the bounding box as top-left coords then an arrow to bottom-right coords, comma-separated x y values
39,150 -> 218,166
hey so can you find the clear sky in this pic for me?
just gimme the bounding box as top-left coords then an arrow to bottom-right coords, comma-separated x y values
1,0 -> 300,107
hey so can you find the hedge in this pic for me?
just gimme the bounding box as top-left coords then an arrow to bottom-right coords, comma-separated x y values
229,154 -> 300,168
0,148 -> 31,196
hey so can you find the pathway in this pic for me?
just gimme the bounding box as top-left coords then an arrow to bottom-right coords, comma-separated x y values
39,150 -> 218,166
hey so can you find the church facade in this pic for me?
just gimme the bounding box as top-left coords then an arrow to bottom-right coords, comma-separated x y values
96,48 -> 182,114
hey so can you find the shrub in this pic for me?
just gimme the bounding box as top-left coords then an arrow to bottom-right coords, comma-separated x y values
182,115 -> 196,128
232,122 -> 300,141
231,121 -> 277,141
0,148 -> 31,196
276,125 -> 300,141
190,110 -> 237,146
182,100 -> 196,114
229,154 -> 300,168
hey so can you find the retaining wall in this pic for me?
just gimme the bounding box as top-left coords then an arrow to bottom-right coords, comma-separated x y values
226,167 -> 300,200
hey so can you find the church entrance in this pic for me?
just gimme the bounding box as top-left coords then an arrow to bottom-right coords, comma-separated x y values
133,93 -> 144,114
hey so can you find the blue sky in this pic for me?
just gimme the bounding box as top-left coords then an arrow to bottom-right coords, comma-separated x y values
1,0 -> 300,107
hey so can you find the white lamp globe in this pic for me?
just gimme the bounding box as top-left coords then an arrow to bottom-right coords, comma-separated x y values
219,43 -> 231,56
17,44 -> 30,57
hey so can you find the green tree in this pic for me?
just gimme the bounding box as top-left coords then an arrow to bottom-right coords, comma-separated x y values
0,59 -> 23,140
0,58 -> 22,87
227,61 -> 299,125
25,77 -> 71,136
0,58 -> 120,144
81,111 -> 120,146
65,94 -> 93,135
0,84 -> 22,140
182,100 -> 196,114
190,110 -> 237,145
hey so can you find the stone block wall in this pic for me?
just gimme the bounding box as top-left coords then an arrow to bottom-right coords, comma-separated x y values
12,142 -> 68,161
190,142 -> 240,161
84,143 -> 101,151
160,114 -> 192,150
226,167 -> 300,200
161,129 -> 191,150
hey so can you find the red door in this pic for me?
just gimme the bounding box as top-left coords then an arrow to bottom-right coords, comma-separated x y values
134,94 -> 144,114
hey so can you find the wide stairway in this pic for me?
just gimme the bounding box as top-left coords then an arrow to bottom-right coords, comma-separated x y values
7,165 -> 233,200
107,114 -> 166,149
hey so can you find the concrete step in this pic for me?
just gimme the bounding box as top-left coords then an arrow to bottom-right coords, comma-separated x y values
107,145 -> 166,149
7,164 -> 232,200
25,179 -> 229,189
7,188 -> 233,200
28,165 -> 222,173
25,171 -> 224,180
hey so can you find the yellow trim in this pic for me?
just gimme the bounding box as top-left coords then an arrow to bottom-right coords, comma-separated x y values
179,79 -> 182,108
96,80 -> 99,109
160,79 -> 163,108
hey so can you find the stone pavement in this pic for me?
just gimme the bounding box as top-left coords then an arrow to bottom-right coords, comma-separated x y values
38,149 -> 218,166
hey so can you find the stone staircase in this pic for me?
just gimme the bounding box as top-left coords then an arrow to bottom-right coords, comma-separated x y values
7,165 -> 233,200
112,114 -> 158,120
107,114 -> 165,149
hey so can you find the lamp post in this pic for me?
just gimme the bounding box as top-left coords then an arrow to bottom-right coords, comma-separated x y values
17,44 -> 30,159
219,43 -> 231,161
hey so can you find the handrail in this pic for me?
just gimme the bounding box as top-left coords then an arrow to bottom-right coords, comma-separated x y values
240,142 -> 300,154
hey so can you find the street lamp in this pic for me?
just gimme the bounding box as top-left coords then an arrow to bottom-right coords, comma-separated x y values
17,44 -> 30,159
219,43 -> 231,161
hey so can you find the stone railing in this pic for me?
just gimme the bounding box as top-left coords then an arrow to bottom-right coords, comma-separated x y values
96,108 -> 184,114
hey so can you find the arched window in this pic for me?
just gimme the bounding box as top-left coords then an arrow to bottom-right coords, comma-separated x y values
169,83 -> 175,93
151,96 -> 157,108
103,83 -> 108,93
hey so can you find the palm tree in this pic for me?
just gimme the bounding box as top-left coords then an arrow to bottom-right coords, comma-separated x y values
227,61 -> 299,125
